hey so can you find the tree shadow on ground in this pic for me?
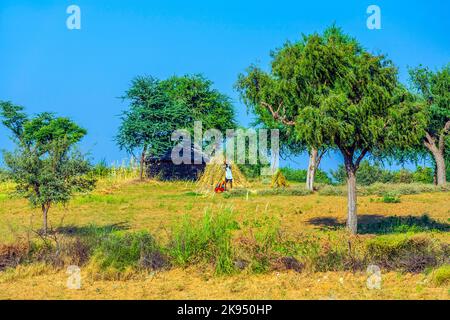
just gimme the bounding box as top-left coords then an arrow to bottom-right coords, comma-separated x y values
308,214 -> 450,234
55,222 -> 130,237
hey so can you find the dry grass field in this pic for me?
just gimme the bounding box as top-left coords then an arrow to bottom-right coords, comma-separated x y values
0,178 -> 449,299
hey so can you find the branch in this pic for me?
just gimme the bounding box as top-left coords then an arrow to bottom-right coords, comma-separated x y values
315,149 -> 327,169
438,120 -> 450,153
424,131 -> 437,152
444,120 -> 450,133
355,148 -> 368,169
261,101 -> 296,126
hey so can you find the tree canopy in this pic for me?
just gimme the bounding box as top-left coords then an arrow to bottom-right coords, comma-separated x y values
237,26 -> 426,233
117,75 -> 236,179
408,64 -> 450,185
0,101 -> 95,234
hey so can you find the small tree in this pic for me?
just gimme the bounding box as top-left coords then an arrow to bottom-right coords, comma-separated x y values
116,76 -> 189,180
409,64 -> 450,185
0,102 -> 95,234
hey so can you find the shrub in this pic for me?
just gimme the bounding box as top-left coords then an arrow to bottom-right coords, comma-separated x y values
359,215 -> 450,234
167,209 -> 239,274
381,192 -> 401,203
89,231 -> 167,274
365,234 -> 448,273
430,264 -> 450,286
0,242 -> 30,271
412,166 -> 434,184
281,167 -> 332,184
318,185 -> 347,196
257,187 -> 312,196
331,162 -> 435,185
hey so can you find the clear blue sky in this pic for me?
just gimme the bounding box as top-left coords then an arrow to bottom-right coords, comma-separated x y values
1,0 -> 449,172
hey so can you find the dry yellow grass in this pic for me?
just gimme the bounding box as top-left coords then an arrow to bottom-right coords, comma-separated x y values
0,178 -> 449,299
0,266 -> 448,300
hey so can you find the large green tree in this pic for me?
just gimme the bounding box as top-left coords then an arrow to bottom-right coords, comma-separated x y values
409,64 -> 450,185
117,75 -> 236,180
294,28 -> 425,234
0,102 -> 95,234
236,28 -> 345,190
239,26 -> 426,234
161,74 -> 236,133
116,76 -> 189,180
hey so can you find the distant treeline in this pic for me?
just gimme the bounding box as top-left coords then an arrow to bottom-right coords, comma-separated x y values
278,161 -> 445,186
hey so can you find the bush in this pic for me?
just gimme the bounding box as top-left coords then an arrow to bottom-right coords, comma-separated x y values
393,169 -> 414,184
331,161 -> 435,185
381,192 -> 401,203
167,209 -> 239,274
365,234 -> 448,273
257,187 -> 312,196
412,166 -> 434,184
430,264 -> 450,286
280,167 -> 332,184
90,231 -> 167,274
0,242 -> 30,271
318,185 -> 347,196
359,214 -> 450,234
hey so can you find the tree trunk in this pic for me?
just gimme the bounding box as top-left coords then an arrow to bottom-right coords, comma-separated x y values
306,148 -> 318,191
434,150 -> 446,186
42,204 -> 49,235
346,168 -> 358,234
424,133 -> 447,186
139,146 -> 147,181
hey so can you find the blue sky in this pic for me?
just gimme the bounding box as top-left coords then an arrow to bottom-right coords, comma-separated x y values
0,0 -> 449,172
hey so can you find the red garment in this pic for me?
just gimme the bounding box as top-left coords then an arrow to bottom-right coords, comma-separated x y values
214,180 -> 226,193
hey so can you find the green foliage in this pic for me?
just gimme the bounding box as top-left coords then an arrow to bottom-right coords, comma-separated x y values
281,167 -> 331,184
430,264 -> 450,286
116,76 -> 189,160
365,234 -> 448,272
90,159 -> 111,178
161,74 -> 236,133
409,64 -> 450,139
318,182 -> 446,196
359,214 -> 450,234
167,208 -> 239,275
412,166 -> 434,184
0,102 -> 95,233
91,231 -> 164,272
331,161 -> 434,185
381,192 -> 401,203
236,26 -> 426,234
3,147 -> 95,207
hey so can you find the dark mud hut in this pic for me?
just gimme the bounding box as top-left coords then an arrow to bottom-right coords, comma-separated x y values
145,145 -> 208,181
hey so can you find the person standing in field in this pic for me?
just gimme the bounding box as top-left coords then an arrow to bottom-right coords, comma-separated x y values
224,160 -> 233,191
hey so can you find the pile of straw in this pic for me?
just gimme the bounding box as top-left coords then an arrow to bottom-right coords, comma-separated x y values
197,155 -> 249,191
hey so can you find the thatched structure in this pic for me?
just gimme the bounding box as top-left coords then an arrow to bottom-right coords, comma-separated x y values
146,145 -> 208,181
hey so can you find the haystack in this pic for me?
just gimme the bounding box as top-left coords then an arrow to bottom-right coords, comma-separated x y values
197,154 -> 249,191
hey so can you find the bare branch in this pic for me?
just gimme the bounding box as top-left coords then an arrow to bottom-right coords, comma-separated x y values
424,131 -> 437,152
261,101 -> 296,126
355,148 -> 369,169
